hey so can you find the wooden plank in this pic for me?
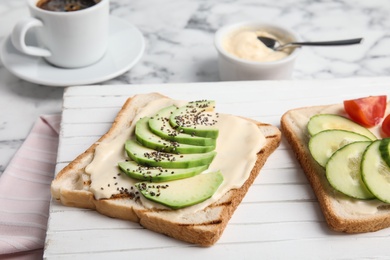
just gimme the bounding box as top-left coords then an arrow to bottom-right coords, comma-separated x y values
42,236 -> 390,260
255,168 -> 308,184
45,221 -> 390,256
243,183 -> 316,203
60,123 -> 111,137
45,78 -> 390,259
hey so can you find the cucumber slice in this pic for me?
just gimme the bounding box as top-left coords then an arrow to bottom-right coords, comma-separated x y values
307,114 -> 377,140
309,129 -> 372,167
326,141 -> 374,199
379,138 -> 390,168
361,140 -> 390,203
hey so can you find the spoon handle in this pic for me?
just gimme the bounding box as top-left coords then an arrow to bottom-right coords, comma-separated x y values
292,38 -> 363,46
277,38 -> 363,50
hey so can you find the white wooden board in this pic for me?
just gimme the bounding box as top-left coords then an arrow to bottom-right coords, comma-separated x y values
44,77 -> 390,259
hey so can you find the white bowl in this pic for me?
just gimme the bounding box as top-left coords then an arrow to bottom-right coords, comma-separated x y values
214,21 -> 300,81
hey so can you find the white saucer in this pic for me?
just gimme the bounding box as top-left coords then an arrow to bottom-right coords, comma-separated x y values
0,16 -> 145,87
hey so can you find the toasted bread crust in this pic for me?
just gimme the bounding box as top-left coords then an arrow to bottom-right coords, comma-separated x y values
280,105 -> 390,233
51,93 -> 281,246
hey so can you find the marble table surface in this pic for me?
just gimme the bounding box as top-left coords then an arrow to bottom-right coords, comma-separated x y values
1,0 -> 390,176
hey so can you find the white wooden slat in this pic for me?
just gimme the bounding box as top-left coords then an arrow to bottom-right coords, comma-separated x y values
62,90 -> 346,116
45,220 -> 390,257
45,228 -> 190,255
46,216 -> 331,255
56,136 -> 99,163
63,77 -> 390,99
260,149 -> 300,169
48,201 -> 82,212
254,168 -> 308,184
63,96 -> 129,109
58,136 -> 101,146
243,183 -> 316,203
61,99 -> 288,124
61,107 -> 121,123
251,115 -> 282,126
48,208 -> 141,231
62,93 -> 345,115
42,236 -> 390,260
45,78 -> 390,259
47,201 -> 323,231
220,221 -> 390,243
61,122 -> 111,137
230,201 -> 324,223
56,145 -> 89,163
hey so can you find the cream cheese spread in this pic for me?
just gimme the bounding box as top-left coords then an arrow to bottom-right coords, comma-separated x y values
85,97 -> 266,214
335,196 -> 385,215
224,30 -> 290,62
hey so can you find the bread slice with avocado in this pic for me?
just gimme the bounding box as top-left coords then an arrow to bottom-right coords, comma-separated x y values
51,92 -> 281,246
280,101 -> 390,233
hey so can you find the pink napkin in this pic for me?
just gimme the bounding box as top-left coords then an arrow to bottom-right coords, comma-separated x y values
0,115 -> 61,260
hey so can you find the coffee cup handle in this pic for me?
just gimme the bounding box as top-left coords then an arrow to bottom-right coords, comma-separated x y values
11,17 -> 51,57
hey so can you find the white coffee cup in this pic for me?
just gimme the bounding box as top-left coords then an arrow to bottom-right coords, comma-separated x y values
11,0 -> 109,68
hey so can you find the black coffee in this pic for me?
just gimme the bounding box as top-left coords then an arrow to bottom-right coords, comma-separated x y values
36,0 -> 101,12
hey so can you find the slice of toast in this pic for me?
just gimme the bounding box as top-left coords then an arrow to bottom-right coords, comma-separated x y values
51,93 -> 281,246
280,103 -> 390,233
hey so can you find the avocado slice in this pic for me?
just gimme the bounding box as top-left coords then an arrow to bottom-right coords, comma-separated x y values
125,139 -> 216,168
169,100 -> 219,138
148,105 -> 216,146
135,117 -> 215,154
118,160 -> 209,182
136,171 -> 224,209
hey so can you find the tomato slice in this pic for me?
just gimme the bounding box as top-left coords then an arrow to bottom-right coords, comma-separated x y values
382,114 -> 390,137
343,95 -> 387,127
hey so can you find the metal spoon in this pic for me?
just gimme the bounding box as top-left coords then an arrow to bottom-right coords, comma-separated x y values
257,37 -> 363,51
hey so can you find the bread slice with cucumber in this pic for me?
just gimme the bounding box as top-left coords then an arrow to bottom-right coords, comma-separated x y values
281,96 -> 390,233
51,92 -> 281,246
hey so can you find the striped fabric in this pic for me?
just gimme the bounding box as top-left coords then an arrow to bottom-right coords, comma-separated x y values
0,115 -> 60,259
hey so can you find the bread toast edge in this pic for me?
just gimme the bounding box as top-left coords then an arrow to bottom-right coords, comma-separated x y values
280,106 -> 390,233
